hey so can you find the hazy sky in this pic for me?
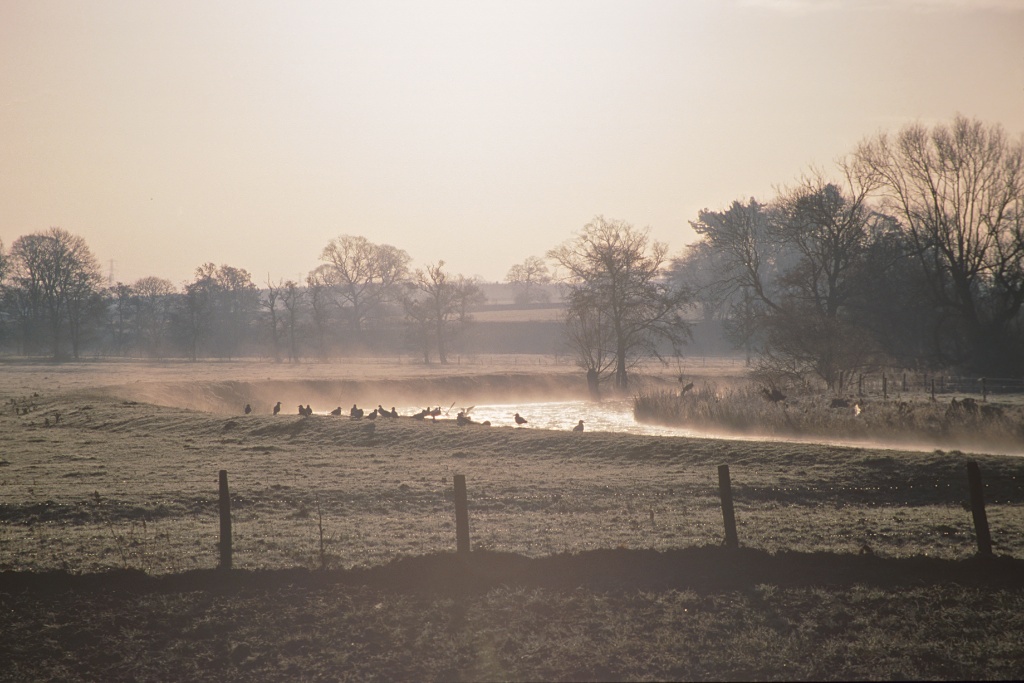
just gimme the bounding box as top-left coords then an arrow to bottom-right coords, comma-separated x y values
2,0 -> 1023,286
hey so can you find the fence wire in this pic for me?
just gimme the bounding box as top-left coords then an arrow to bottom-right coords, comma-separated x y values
3,467 -> 1022,574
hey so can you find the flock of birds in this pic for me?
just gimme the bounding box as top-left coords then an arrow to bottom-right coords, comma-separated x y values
241,402 -> 587,431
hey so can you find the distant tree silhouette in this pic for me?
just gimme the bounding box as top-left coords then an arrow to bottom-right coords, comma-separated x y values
506,255 -> 552,305
281,279 -> 303,362
305,265 -> 334,359
548,216 -> 690,391
262,278 -> 285,362
131,276 -> 175,358
175,263 -> 258,360
401,261 -> 484,364
853,115 -> 1024,375
687,176 -> 887,391
106,283 -> 134,356
319,235 -> 410,346
7,228 -> 102,359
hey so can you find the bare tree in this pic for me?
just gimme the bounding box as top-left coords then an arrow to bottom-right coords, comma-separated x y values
175,263 -> 259,360
7,228 -> 102,359
281,280 -> 303,362
319,235 -> 410,344
560,285 -> 616,397
263,278 -> 284,362
177,268 -> 215,361
132,276 -> 175,358
853,115 -> 1024,374
670,242 -> 733,324
107,283 -> 134,356
763,175 -> 883,390
402,261 -> 484,364
209,264 -> 260,359
506,255 -> 552,304
689,199 -> 785,316
687,177 -> 885,391
305,265 -> 334,360
548,216 -> 690,391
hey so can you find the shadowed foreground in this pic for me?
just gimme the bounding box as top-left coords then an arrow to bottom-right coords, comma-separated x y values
3,548 -> 1024,682
4,546 -> 1024,594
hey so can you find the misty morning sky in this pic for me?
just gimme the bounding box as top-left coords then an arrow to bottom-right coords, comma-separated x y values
2,0 -> 1022,286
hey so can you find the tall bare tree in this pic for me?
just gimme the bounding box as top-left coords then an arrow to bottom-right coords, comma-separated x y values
548,216 -> 690,390
687,177 -> 886,390
560,284 -> 616,396
762,175 -> 883,390
853,115 -> 1024,374
319,235 -> 410,343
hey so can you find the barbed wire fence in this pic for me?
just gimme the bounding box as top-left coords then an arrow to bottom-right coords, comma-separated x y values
2,459 -> 1020,575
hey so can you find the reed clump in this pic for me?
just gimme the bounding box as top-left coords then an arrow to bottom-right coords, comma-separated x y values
633,382 -> 1024,449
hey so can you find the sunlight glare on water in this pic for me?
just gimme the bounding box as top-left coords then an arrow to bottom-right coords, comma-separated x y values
417,399 -> 695,436
325,400 -> 1024,456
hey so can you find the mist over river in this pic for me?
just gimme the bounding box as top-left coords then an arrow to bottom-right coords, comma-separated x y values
350,399 -> 676,436
332,399 -> 1024,457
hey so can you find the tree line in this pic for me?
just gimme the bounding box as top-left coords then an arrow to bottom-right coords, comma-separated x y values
675,115 -> 1024,388
0,233 -> 487,364
1,116 -> 1021,392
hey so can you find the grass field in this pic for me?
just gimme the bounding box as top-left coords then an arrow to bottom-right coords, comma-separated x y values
2,357 -> 1023,681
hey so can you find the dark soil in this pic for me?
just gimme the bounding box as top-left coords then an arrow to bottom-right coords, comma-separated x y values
4,546 -> 1022,596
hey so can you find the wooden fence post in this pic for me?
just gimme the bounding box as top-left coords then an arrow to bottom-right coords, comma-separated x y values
453,474 -> 470,555
218,469 -> 232,570
718,465 -> 739,549
966,461 -> 993,557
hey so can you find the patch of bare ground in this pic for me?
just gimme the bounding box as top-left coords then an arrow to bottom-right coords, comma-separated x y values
3,358 -> 1024,679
